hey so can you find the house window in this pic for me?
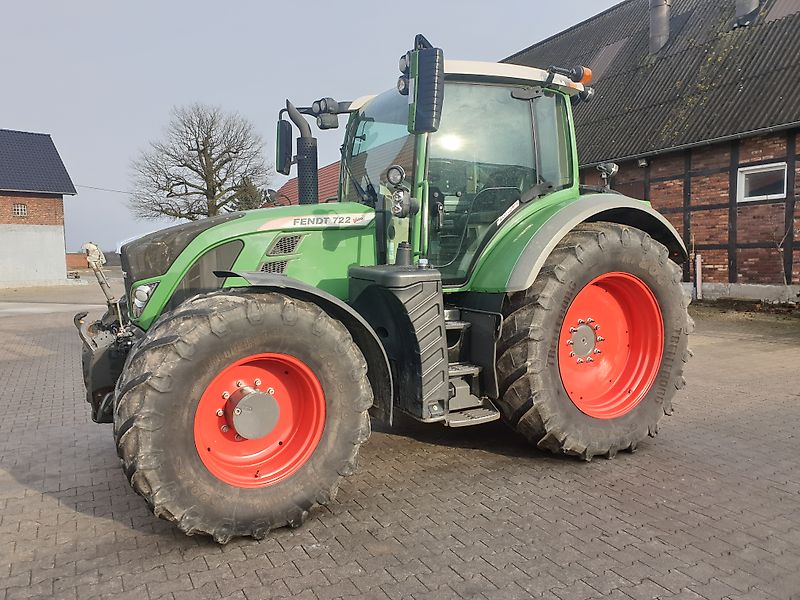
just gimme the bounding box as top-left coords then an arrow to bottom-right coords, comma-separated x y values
12,203 -> 28,217
737,162 -> 787,202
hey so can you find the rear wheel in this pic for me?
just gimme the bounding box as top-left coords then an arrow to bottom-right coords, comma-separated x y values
496,222 -> 692,460
114,290 -> 372,542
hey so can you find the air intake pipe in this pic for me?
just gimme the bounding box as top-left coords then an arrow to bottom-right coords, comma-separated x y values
286,100 -> 318,205
649,0 -> 672,54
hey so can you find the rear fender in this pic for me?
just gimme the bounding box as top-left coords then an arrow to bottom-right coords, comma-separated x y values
218,271 -> 393,424
507,194 -> 687,292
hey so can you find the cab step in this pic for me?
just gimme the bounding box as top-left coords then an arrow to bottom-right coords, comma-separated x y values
448,362 -> 481,378
444,397 -> 501,427
445,320 -> 471,331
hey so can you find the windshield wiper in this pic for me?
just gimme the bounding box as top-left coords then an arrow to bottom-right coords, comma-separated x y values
340,147 -> 377,206
520,180 -> 555,203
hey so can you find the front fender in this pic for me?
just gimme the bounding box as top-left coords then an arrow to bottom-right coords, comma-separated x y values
218,271 -> 393,425
465,193 -> 686,293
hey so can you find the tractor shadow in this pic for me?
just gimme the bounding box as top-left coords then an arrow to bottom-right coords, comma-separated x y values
371,412 -> 570,461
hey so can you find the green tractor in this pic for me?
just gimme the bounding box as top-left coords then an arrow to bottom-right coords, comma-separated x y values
76,35 -> 691,542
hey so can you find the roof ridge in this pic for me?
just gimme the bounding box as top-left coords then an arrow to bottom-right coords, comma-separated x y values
0,127 -> 53,138
503,0 -> 637,62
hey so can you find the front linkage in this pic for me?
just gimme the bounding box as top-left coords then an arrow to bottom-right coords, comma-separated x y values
74,243 -> 139,423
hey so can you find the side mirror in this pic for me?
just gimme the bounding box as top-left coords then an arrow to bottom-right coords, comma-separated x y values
597,162 -> 619,178
597,162 -> 619,189
403,35 -> 444,134
276,119 -> 293,176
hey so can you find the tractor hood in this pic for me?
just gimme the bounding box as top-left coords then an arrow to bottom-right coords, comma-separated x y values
121,202 -> 378,330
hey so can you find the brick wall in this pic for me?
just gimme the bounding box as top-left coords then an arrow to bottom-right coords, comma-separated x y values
0,194 -> 64,226
579,130 -> 799,286
737,203 -> 787,244
737,248 -> 785,284
650,180 -> 683,212
691,173 -> 728,207
700,249 -> 729,283
65,253 -> 88,269
739,134 -> 787,163
693,209 -> 728,246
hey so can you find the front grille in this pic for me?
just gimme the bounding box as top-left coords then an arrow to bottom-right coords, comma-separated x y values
267,234 -> 304,256
260,260 -> 288,274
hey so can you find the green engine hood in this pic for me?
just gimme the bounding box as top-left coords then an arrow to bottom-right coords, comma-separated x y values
126,202 -> 378,330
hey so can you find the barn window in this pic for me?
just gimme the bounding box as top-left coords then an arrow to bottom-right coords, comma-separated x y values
737,162 -> 787,202
12,203 -> 28,217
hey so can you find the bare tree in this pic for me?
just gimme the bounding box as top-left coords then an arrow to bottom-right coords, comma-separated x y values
130,104 -> 273,220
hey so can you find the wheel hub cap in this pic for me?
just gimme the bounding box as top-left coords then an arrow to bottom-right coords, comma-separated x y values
569,323 -> 597,358
224,386 -> 280,440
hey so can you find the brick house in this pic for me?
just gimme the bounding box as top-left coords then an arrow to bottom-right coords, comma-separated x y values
506,0 -> 800,294
0,129 -> 76,286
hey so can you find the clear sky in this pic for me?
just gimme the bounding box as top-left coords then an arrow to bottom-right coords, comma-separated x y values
1,0 -> 619,250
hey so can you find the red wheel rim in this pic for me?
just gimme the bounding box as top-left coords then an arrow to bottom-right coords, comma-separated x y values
558,272 -> 664,419
194,353 -> 325,488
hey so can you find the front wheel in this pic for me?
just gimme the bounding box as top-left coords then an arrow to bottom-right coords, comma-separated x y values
496,222 -> 692,460
113,290 -> 372,542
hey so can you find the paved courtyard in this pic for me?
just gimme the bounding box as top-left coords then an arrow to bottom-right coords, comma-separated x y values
1,282 -> 799,600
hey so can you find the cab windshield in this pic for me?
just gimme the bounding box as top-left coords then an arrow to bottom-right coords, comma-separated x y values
341,89 -> 413,206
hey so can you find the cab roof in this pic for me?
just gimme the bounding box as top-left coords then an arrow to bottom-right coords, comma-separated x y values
349,60 -> 583,111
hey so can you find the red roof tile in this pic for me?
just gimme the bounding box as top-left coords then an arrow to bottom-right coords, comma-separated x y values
271,161 -> 341,205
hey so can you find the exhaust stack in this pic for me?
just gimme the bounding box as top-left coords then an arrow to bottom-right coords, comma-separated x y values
649,0 -> 672,54
286,100 -> 319,205
735,0 -> 760,25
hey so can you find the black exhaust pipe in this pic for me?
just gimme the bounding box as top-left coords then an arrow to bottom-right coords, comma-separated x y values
286,100 -> 318,205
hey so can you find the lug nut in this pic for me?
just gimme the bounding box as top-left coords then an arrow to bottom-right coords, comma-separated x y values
221,425 -> 229,433
254,378 -> 262,387
267,387 -> 275,395
594,349 -> 602,354
587,318 -> 594,323
597,336 -> 605,342
576,358 -> 584,364
236,380 -> 244,388
235,434 -> 242,441
587,357 -> 594,363
569,327 -> 577,333
215,408 -> 224,417
234,407 -> 242,416
578,319 -> 585,325
569,352 -> 575,357
566,340 -> 574,346
222,391 -> 230,400
594,325 -> 600,331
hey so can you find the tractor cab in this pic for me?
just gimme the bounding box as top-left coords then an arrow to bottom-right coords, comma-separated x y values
276,33 -> 592,291
340,61 -> 581,285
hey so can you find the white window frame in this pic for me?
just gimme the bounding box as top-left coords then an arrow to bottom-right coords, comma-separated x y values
737,162 -> 788,203
11,203 -> 28,217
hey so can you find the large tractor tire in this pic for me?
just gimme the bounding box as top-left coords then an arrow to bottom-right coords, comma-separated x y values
113,290 -> 372,542
496,222 -> 692,460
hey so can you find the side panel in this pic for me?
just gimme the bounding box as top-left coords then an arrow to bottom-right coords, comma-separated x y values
457,192 -> 687,293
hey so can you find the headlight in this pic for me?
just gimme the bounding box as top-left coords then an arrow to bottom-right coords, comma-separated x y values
131,282 -> 158,318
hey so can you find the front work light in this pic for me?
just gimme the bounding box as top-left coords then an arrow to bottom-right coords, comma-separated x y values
131,282 -> 158,318
386,165 -> 405,186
